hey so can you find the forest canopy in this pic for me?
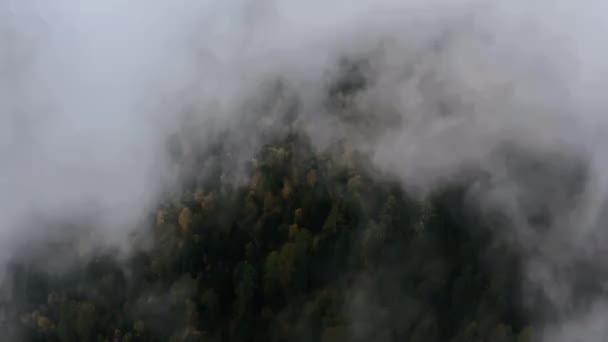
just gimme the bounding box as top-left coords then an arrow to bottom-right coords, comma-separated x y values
1,129 -> 533,342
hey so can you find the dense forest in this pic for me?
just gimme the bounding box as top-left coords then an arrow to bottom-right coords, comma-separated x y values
0,61 -> 546,342
0,128 -> 536,341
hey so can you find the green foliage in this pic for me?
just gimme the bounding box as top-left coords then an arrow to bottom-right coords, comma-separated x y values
5,134 -> 527,342
57,301 -> 97,342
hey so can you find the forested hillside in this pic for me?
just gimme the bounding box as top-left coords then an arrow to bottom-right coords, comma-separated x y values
5,0 -> 608,341
2,130 -> 534,342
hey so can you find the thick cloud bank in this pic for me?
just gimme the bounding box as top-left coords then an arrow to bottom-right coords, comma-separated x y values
2,0 -> 608,340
